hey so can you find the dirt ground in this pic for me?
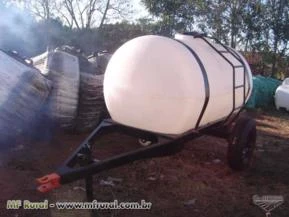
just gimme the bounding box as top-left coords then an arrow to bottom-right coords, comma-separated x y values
0,109 -> 289,217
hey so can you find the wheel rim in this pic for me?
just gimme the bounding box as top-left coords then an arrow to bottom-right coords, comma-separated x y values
138,139 -> 152,147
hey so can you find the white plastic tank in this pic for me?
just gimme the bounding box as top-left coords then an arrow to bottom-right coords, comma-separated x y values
104,34 -> 253,135
275,78 -> 289,111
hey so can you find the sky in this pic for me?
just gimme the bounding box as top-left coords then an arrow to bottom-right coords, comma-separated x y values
131,0 -> 150,20
1,0 -> 152,28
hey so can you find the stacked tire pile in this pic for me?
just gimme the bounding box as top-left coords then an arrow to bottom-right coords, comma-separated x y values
35,50 -> 80,130
59,46 -> 110,132
75,72 -> 106,132
0,50 -> 52,146
33,47 -> 110,132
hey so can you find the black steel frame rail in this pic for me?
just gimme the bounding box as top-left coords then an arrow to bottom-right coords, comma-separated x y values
196,36 -> 245,121
36,118 -> 229,192
174,39 -> 210,129
183,32 -> 250,123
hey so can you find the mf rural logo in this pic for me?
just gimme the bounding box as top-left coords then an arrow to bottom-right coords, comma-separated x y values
252,195 -> 284,217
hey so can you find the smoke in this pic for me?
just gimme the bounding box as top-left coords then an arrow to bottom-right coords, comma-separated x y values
0,49 -> 53,149
0,2 -> 38,56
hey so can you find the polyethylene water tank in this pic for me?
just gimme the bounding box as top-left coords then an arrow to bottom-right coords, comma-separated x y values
275,78 -> 289,111
104,34 -> 253,135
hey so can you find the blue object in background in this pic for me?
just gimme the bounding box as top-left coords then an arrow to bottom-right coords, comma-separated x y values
246,75 -> 282,109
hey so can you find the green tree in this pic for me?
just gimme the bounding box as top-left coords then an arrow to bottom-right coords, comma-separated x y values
142,0 -> 203,36
264,0 -> 289,76
242,1 -> 267,52
143,0 -> 289,77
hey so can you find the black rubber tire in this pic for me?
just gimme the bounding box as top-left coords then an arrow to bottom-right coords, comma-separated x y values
227,116 -> 257,171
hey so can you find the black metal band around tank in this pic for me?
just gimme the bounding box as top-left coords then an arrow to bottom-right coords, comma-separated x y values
192,35 -> 248,123
174,39 -> 210,129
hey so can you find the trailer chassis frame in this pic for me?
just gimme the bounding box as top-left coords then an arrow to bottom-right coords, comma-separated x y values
36,118 -> 230,197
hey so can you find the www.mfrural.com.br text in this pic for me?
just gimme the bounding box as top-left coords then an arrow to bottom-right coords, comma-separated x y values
6,199 -> 152,210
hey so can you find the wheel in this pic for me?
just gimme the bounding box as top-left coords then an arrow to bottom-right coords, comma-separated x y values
227,116 -> 257,171
138,139 -> 153,147
138,135 -> 158,147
